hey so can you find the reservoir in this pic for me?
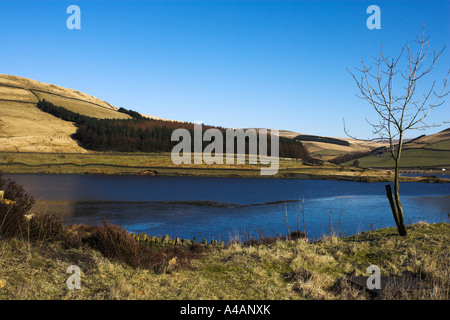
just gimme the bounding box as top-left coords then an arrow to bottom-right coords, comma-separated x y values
5,174 -> 450,241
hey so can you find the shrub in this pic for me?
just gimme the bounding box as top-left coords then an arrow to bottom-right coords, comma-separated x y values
83,221 -> 140,268
0,174 -> 35,239
303,157 -> 324,166
28,213 -> 65,243
289,230 -> 307,240
81,221 -> 210,273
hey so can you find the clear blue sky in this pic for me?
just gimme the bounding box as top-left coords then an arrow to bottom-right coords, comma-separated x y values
1,0 -> 449,138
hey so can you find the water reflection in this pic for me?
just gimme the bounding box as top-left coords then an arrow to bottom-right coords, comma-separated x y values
5,174 -> 449,241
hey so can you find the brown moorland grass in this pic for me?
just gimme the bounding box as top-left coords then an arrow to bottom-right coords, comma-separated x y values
264,129 -> 388,161
0,101 -> 87,153
0,221 -> 448,300
0,74 -> 169,153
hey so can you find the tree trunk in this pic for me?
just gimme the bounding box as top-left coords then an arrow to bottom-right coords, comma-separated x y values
385,184 -> 400,229
393,160 -> 407,236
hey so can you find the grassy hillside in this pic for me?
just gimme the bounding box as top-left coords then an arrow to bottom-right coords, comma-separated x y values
342,128 -> 450,169
0,101 -> 87,153
1,74 -> 447,173
275,130 -> 387,161
0,74 -> 167,153
0,74 -> 387,162
0,74 -> 125,112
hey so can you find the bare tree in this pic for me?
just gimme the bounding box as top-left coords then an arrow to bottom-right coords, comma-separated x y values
345,25 -> 449,236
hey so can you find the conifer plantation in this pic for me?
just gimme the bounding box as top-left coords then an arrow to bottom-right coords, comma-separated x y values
36,100 -> 309,159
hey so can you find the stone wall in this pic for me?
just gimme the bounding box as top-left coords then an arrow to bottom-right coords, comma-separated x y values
131,232 -> 225,248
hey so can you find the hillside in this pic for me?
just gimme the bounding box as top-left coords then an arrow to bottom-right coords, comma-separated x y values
275,128 -> 450,169
0,74 -> 165,153
0,74 -> 387,157
403,128 -> 450,150
341,128 -> 450,169
275,130 -> 387,161
1,74 -> 446,172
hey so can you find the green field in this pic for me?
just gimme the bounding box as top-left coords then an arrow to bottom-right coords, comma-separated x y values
343,148 -> 450,169
425,139 -> 450,150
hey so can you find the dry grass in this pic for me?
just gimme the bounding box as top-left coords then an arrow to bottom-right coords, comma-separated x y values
0,101 -> 87,153
1,74 -> 118,111
0,222 -> 448,300
275,129 -> 388,161
34,93 -> 130,120
0,74 -> 168,153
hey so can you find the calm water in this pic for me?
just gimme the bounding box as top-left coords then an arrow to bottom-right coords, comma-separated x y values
5,174 -> 450,241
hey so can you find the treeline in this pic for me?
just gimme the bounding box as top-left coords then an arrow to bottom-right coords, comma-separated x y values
36,100 -> 309,159
329,145 -> 391,165
294,135 -> 350,147
329,151 -> 372,165
118,107 -> 144,119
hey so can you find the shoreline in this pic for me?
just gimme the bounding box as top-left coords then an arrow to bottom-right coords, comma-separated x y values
1,151 -> 449,183
2,166 -> 449,183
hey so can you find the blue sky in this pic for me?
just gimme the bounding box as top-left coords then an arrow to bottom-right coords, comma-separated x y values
1,0 -> 449,138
